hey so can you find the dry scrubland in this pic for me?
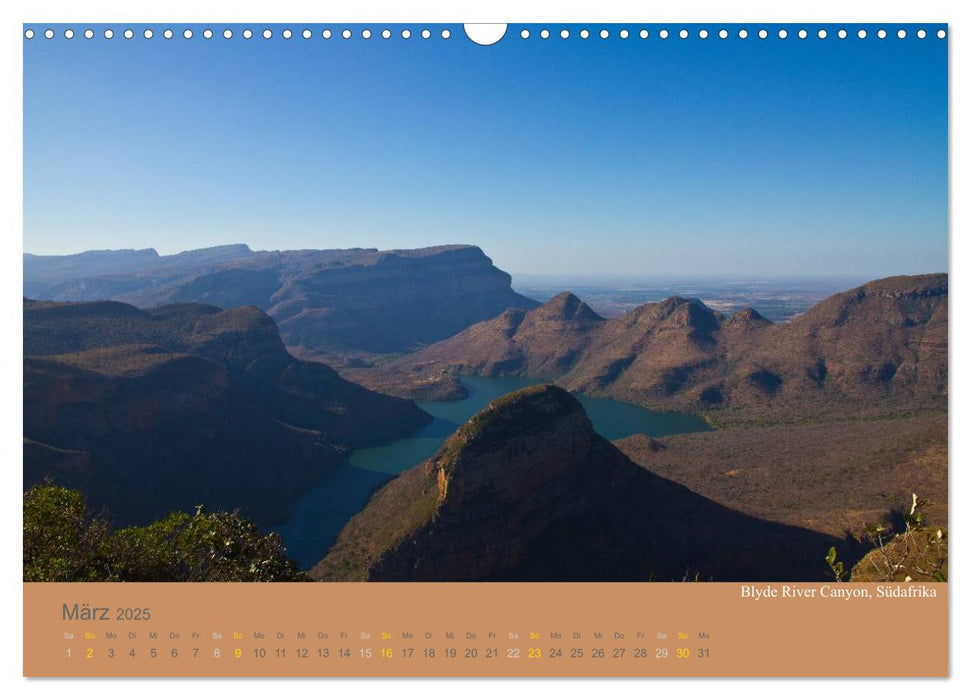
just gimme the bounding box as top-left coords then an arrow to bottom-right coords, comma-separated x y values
22,255 -> 949,582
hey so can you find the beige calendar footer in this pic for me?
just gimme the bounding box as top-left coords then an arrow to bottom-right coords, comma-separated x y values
24,582 -> 947,677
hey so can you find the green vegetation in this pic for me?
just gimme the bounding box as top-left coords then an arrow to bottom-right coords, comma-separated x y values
850,493 -> 948,583
23,482 -> 112,582
825,546 -> 846,582
24,483 -> 307,582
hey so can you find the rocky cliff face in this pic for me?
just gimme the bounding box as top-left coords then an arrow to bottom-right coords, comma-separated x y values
271,246 -> 539,355
23,244 -> 539,356
23,299 -> 430,527
312,385 -> 843,582
354,274 -> 947,424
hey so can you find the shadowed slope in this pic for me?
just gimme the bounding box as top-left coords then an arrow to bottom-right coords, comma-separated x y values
24,244 -> 540,356
353,274 -> 947,425
23,299 -> 430,526
312,386 -> 846,582
616,413 -> 947,539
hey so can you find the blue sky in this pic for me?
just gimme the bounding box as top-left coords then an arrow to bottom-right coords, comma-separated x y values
23,24 -> 947,277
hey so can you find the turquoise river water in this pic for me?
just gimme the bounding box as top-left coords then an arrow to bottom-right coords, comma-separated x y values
275,375 -> 711,568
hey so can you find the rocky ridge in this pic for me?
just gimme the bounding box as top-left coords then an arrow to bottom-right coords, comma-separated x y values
23,299 -> 430,526
312,385 -> 844,582
23,244 -> 540,356
351,274 -> 947,424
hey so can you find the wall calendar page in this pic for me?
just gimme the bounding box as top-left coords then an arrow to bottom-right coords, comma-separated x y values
14,3 -> 954,691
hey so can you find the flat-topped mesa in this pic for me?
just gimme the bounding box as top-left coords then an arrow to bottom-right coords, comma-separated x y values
274,246 -> 539,354
24,243 -> 540,356
375,243 -> 485,260
168,243 -> 255,263
22,248 -> 163,281
23,248 -> 160,262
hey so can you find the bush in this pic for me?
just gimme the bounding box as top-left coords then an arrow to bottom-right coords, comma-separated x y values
849,493 -> 948,583
23,483 -> 113,581
23,484 -> 307,582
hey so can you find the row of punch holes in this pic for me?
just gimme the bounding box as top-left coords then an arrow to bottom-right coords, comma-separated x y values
23,26 -> 948,42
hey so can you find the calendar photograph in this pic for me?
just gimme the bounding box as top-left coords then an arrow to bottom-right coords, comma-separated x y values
22,22 -> 947,596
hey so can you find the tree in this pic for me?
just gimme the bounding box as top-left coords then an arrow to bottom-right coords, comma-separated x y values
23,484 -> 307,582
23,483 -> 114,581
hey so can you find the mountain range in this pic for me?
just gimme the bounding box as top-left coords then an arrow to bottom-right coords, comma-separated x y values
312,385 -> 845,582
23,299 -> 429,526
22,245 -> 948,582
352,274 -> 947,425
23,244 -> 539,358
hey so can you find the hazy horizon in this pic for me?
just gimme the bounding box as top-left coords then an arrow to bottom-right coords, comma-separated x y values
24,23 -> 947,278
22,239 -> 949,284
22,240 -> 946,284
